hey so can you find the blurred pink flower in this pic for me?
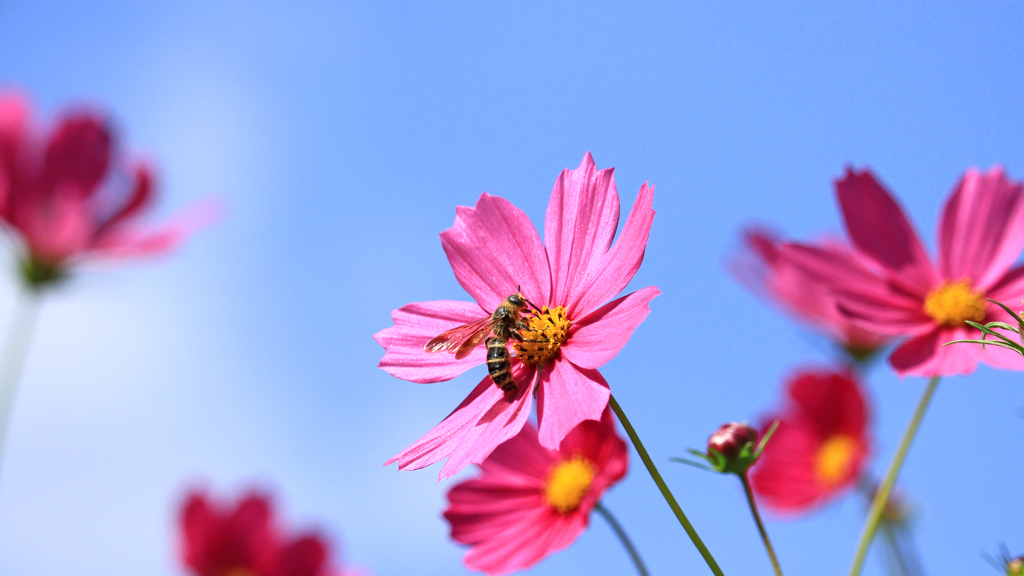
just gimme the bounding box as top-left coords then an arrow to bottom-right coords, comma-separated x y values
731,227 -> 891,357
0,91 -> 214,287
375,152 -> 658,479
180,489 -> 360,576
778,167 -> 1024,376
444,409 -> 627,575
750,368 -> 871,514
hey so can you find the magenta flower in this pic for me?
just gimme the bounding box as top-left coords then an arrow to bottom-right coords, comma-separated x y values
0,91 -> 213,287
375,153 -> 657,479
443,409 -> 627,575
731,228 -> 891,357
780,167 -> 1024,376
180,488 -> 361,576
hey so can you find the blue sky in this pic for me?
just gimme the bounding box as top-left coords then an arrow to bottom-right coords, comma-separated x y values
0,1 -> 1021,575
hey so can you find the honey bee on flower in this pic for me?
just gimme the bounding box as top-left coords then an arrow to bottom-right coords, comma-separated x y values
374,152 -> 658,479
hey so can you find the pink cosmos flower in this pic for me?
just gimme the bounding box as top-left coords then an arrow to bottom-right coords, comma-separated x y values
0,91 -> 213,287
444,409 -> 627,575
777,167 -> 1024,376
750,368 -> 871,514
731,228 -> 891,357
375,152 -> 657,479
180,488 -> 361,576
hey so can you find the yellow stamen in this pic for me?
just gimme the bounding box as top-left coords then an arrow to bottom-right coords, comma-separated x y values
514,305 -> 571,366
815,434 -> 858,486
545,455 -> 596,513
225,568 -> 257,576
923,280 -> 986,327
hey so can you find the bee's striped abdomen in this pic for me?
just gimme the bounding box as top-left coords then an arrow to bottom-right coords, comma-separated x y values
485,337 -> 517,392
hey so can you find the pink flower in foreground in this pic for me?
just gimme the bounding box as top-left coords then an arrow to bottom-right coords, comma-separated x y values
750,368 -> 871,514
0,91 -> 213,287
780,167 -> 1024,376
180,488 -> 360,576
731,228 -> 891,358
375,152 -> 657,479
444,409 -> 627,575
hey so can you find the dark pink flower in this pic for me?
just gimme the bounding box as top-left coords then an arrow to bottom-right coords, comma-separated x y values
444,409 -> 627,575
731,228 -> 891,356
179,489 -> 359,576
375,153 -> 657,479
0,91 -> 214,287
750,368 -> 871,514
778,167 -> 1024,376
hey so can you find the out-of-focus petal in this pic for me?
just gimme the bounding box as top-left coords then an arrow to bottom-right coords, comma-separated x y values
43,111 -> 111,197
19,187 -> 94,263
730,229 -> 890,349
986,265 -> 1024,304
544,152 -> 619,308
386,366 -> 537,480
889,327 -> 979,377
374,300 -> 490,383
749,421 -> 823,513
0,92 -> 29,219
101,160 -> 154,230
90,197 -> 222,259
835,167 -> 937,296
561,287 -> 659,370
939,167 -> 1024,290
568,182 -> 655,318
787,370 -> 867,439
278,534 -> 329,576
479,424 -> 554,482
440,193 -> 551,312
536,362 -> 609,450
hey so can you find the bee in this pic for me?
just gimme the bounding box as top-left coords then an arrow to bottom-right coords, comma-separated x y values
423,291 -> 540,392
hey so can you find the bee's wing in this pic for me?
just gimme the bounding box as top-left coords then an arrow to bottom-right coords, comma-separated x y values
423,316 -> 495,356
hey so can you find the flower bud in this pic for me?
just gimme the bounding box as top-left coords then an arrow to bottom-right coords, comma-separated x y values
706,422 -> 759,475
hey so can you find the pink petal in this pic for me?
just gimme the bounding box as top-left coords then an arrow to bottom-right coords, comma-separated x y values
781,243 -> 932,336
99,160 -> 154,231
835,167 -> 937,296
730,229 -> 890,349
536,361 -> 609,450
749,421 -> 824,513
938,167 -> 1024,291
90,197 -> 222,259
561,287 -> 660,369
440,193 -> 551,312
786,369 -> 868,439
0,92 -> 29,220
544,152 -> 619,308
479,424 -> 556,481
43,111 -> 111,197
463,508 -> 584,576
569,182 -> 655,318
19,186 -> 94,263
986,264 -> 1024,303
374,300 -> 490,383
386,365 -> 537,480
889,326 -> 979,377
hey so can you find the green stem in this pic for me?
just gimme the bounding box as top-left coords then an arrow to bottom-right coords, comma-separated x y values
0,285 -> 40,481
594,501 -> 651,576
740,473 -> 783,576
848,376 -> 940,576
609,394 -> 724,576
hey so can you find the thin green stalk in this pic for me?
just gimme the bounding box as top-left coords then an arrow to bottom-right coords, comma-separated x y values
848,377 -> 940,576
609,394 -> 724,576
740,473 -> 783,576
0,285 -> 40,482
594,501 -> 650,576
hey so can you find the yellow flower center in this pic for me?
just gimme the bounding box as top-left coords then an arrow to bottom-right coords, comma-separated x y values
815,434 -> 858,486
514,305 -> 571,366
545,455 -> 596,513
923,280 -> 986,327
225,569 -> 257,576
